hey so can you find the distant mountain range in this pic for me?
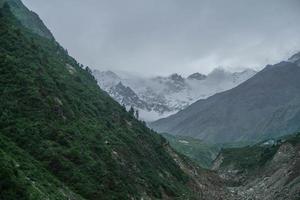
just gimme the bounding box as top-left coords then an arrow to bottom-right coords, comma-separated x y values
93,68 -> 256,121
2,0 -> 300,199
150,52 -> 300,143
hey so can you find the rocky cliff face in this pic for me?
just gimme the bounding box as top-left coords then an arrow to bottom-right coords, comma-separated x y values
213,133 -> 300,200
187,72 -> 207,80
93,69 -> 256,121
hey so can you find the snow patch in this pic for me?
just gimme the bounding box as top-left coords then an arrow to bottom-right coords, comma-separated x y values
178,140 -> 189,144
93,68 -> 256,121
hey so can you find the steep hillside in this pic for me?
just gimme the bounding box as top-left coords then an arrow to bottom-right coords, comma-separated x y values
212,133 -> 300,200
161,133 -> 220,169
0,2 -> 230,199
0,134 -> 84,200
151,58 -> 300,143
0,0 -> 53,39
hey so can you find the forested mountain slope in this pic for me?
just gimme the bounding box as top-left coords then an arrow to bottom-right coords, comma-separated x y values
0,0 -> 53,39
0,2 -> 230,199
161,133 -> 220,169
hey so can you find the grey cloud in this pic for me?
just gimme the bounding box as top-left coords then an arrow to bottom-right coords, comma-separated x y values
23,0 -> 300,76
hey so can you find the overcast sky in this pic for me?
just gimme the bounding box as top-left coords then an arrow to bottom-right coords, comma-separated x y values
23,0 -> 300,76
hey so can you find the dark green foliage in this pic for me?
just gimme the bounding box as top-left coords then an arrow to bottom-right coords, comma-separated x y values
0,134 -> 84,200
161,133 -> 220,168
218,133 -> 300,171
284,132 -> 300,146
220,145 -> 279,170
0,151 -> 29,200
128,106 -> 135,116
0,5 -> 195,199
1,0 -> 54,39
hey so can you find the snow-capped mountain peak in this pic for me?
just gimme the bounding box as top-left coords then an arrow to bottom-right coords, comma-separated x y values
93,68 -> 256,121
93,70 -> 121,90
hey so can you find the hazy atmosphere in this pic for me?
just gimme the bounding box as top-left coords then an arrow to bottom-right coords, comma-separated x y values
22,0 -> 300,76
2,0 -> 300,199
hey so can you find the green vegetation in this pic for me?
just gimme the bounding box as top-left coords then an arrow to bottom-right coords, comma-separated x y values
219,133 -> 300,170
0,3 -> 199,199
220,144 -> 279,170
283,132 -> 300,146
161,133 -> 255,169
161,133 -> 220,168
0,134 -> 84,200
1,0 -> 53,39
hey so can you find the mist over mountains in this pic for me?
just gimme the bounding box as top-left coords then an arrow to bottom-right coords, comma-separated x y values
151,53 -> 300,143
2,0 -> 300,199
93,68 -> 256,121
1,1 -> 231,199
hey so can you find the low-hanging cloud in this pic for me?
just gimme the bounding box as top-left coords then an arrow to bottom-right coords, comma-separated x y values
23,0 -> 300,76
